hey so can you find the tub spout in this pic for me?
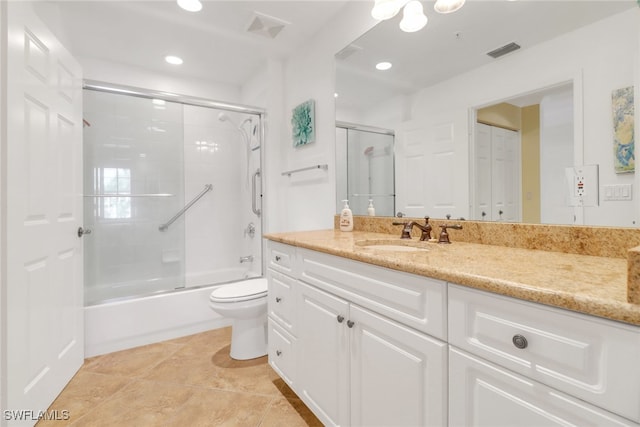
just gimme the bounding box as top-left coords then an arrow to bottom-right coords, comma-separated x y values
239,255 -> 254,263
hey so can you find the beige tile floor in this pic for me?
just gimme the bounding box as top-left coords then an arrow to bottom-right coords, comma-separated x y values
37,327 -> 322,427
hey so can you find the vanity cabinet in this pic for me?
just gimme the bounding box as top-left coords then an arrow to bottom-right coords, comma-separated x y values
267,240 -> 640,426
449,284 -> 640,425
266,242 -> 299,388
266,241 -> 448,427
296,280 -> 448,427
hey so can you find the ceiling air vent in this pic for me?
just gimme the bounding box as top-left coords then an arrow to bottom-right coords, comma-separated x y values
487,42 -> 521,59
247,12 -> 290,39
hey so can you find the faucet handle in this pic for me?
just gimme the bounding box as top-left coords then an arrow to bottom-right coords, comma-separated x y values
438,224 -> 463,244
392,221 -> 412,239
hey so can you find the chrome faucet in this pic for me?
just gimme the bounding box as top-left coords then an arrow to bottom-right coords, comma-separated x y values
393,216 -> 433,240
239,255 -> 254,263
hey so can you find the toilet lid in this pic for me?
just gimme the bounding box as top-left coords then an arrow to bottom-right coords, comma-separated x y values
209,279 -> 268,303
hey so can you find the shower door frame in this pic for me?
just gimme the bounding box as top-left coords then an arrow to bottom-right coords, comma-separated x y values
83,80 -> 266,300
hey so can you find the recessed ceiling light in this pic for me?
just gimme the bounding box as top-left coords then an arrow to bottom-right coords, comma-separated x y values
334,93 -> 339,98
177,0 -> 202,12
376,62 -> 392,71
165,55 -> 183,65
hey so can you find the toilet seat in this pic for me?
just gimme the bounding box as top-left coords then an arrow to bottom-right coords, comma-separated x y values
209,280 -> 268,303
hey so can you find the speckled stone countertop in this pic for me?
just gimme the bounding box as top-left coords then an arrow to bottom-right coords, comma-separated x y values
265,229 -> 640,326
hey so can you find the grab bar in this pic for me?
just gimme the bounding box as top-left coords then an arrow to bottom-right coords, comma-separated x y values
158,184 -> 212,231
252,169 -> 261,217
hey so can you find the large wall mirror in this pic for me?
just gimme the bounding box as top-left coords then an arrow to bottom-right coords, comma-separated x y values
335,0 -> 639,227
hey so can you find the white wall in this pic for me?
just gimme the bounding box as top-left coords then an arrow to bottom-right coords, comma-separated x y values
273,1 -> 377,232
540,90 -> 574,225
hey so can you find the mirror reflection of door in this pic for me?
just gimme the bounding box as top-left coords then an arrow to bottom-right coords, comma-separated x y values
336,123 -> 395,216
472,83 -> 574,224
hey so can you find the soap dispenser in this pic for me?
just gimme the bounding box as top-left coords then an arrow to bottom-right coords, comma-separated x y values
367,199 -> 376,216
340,199 -> 353,232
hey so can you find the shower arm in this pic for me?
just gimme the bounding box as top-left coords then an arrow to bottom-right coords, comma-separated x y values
159,184 -> 212,232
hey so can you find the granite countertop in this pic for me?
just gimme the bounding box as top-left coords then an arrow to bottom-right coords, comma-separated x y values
265,229 -> 640,326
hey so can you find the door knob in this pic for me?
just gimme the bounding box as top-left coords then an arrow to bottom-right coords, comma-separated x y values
77,227 -> 92,238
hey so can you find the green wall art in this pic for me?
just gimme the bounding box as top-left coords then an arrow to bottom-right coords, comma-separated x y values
292,99 -> 315,147
611,86 -> 635,173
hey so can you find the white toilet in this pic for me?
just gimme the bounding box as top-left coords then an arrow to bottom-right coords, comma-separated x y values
209,278 -> 268,360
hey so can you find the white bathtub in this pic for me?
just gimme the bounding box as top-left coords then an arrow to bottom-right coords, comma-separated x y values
84,274 -> 261,357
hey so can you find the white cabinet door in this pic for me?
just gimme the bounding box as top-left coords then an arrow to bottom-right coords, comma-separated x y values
474,123 -> 492,221
297,282 -> 350,427
349,305 -> 447,427
268,318 -> 296,387
449,347 -> 638,427
473,124 -> 521,222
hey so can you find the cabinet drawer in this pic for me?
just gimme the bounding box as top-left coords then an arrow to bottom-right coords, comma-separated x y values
298,248 -> 446,339
449,284 -> 640,423
266,241 -> 296,276
449,347 -> 639,427
267,269 -> 296,334
268,318 -> 296,387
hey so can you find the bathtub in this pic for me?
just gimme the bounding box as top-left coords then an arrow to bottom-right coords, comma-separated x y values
84,272 -> 261,357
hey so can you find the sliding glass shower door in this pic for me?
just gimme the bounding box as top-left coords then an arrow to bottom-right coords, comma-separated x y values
83,90 -> 186,303
83,87 -> 264,306
336,124 -> 395,216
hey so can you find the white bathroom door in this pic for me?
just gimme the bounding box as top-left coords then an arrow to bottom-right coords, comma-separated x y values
3,2 -> 84,422
396,110 -> 469,219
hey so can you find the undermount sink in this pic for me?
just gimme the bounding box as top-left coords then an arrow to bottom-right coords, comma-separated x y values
355,239 -> 430,252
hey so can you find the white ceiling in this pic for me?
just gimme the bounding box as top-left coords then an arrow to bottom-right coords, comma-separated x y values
44,0 -> 638,106
47,0 -> 349,87
336,0 -> 637,111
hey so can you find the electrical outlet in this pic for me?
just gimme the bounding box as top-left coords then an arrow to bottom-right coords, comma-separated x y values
575,175 -> 585,196
566,165 -> 599,206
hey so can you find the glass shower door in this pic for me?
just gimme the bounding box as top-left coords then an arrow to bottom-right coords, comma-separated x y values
336,125 -> 395,216
83,90 -> 186,304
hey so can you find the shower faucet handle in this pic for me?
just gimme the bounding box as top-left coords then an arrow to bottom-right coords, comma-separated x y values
244,222 -> 256,238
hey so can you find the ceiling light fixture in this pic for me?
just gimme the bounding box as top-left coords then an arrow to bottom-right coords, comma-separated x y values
376,61 -> 393,71
434,0 -> 466,14
371,0 -> 404,20
399,1 -> 428,32
164,55 -> 183,65
177,0 -> 202,12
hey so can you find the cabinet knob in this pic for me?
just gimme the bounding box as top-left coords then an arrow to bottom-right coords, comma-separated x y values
275,255 -> 281,261
512,334 -> 528,349
347,320 -> 355,328
276,350 -> 282,356
337,315 -> 345,323
275,297 -> 282,303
